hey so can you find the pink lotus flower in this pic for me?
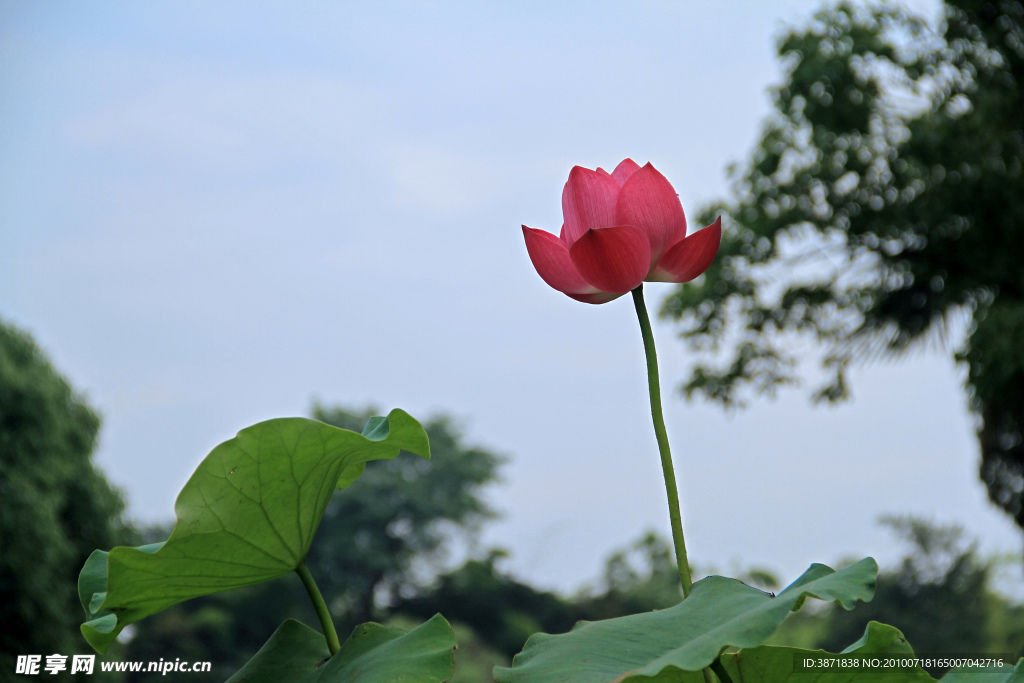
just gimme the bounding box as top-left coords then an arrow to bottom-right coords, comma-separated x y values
522,159 -> 722,304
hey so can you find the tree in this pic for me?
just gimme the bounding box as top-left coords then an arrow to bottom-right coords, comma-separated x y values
306,404 -> 505,625
820,517 -> 990,672
764,516 -> 1024,665
395,531 -> 781,660
395,550 -> 578,659
122,403 -> 504,681
573,532 -> 685,621
573,532 -> 779,621
818,517 -> 1023,673
0,319 -> 127,675
662,1 -> 1024,530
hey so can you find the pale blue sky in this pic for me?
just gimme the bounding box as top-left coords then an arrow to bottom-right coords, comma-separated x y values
4,0 -> 1017,596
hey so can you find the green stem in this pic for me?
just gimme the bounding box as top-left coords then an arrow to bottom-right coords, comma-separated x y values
296,561 -> 341,655
710,659 -> 735,683
631,285 -> 693,598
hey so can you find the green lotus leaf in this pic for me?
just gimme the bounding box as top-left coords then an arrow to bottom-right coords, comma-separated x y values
722,621 -> 1022,683
940,659 -> 1024,683
721,621 -> 932,682
79,411 -> 429,653
493,558 -> 877,683
224,614 -> 456,682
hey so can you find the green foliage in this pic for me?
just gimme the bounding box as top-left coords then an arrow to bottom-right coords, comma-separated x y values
494,559 -> 878,682
395,535 -> 696,663
723,622 -> 933,683
818,517 -> 1023,674
576,532 -> 686,619
941,660 -> 1024,683
308,405 -> 505,626
575,533 -> 782,619
79,412 -> 429,654
986,582 -> 1024,663
761,517 -> 1024,677
118,570 -> 321,681
403,617 -> 510,683
396,551 -> 580,659
0,319 -> 127,675
118,405 -> 503,681
224,615 -> 456,683
733,621 -> 1023,682
396,533 -> 782,663
661,0 -> 1024,529
75,407 -> 471,680
821,517 -> 987,656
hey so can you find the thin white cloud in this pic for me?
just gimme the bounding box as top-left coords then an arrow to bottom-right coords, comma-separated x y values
66,73 -> 393,169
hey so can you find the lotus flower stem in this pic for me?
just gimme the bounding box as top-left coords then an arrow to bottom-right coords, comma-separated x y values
631,284 -> 693,597
297,561 -> 342,655
710,659 -> 735,683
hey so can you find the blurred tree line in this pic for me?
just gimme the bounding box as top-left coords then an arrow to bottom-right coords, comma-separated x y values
772,517 -> 1024,676
0,319 -> 129,681
661,0 -> 1024,533
3,315 -> 1024,683
3,314 -> 1021,682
